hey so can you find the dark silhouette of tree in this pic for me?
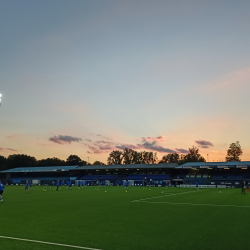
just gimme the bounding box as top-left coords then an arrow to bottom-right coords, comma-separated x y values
107,149 -> 158,165
0,155 -> 7,171
107,149 -> 159,165
177,146 -> 205,165
66,155 -> 87,166
6,154 -> 37,169
159,153 -> 179,163
131,151 -> 143,164
226,141 -> 243,162
178,154 -> 187,165
122,148 -> 135,164
107,150 -> 123,165
92,161 -> 105,165
141,151 -> 158,164
184,146 -> 205,162
37,157 -> 66,167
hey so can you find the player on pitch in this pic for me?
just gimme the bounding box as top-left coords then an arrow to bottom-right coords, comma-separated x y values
24,180 -> 30,194
0,180 -> 4,202
241,181 -> 246,194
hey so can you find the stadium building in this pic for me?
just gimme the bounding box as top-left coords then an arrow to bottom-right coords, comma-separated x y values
1,161 -> 250,188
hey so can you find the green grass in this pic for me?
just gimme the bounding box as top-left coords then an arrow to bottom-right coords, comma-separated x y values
0,186 -> 249,250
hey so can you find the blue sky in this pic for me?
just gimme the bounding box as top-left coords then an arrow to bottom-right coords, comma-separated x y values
1,0 -> 250,163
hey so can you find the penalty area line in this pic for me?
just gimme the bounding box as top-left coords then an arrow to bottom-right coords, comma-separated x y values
133,201 -> 250,208
0,236 -> 103,250
132,190 -> 206,203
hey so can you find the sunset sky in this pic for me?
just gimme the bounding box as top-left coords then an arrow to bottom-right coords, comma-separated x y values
1,0 -> 250,163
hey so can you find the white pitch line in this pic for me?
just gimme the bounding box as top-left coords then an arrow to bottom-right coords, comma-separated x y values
0,236 -> 103,250
134,200 -> 250,208
132,190 -> 204,202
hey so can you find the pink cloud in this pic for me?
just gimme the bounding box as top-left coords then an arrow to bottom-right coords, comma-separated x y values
195,140 -> 214,148
0,147 -> 18,152
143,136 -> 164,141
116,144 -> 140,150
84,136 -> 188,155
49,135 -> 82,145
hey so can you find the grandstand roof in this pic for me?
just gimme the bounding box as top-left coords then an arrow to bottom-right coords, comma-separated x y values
177,161 -> 250,169
74,163 -> 178,170
0,166 -> 79,173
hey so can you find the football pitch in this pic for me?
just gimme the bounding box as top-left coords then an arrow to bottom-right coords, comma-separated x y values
0,186 -> 250,250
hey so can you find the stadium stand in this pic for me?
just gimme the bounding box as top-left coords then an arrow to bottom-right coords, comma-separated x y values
1,161 -> 250,187
0,166 -> 79,185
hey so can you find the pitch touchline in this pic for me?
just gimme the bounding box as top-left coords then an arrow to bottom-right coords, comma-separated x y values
0,236 -> 103,250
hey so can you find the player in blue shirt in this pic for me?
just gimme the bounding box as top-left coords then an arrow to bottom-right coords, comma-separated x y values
165,181 -> 168,188
61,180 -> 65,187
68,180 -> 72,190
24,180 -> 29,194
124,180 -> 129,189
56,180 -> 60,191
0,180 -> 4,202
195,181 -> 199,190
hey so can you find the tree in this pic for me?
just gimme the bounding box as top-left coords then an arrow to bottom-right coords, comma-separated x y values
226,141 -> 243,162
37,157 -> 66,167
141,151 -> 158,164
6,154 -> 37,169
159,153 -> 179,163
180,146 -> 205,164
122,148 -> 135,164
178,154 -> 187,165
131,151 -> 143,164
0,155 -> 7,171
107,150 -> 123,165
92,161 -> 105,165
66,155 -> 85,166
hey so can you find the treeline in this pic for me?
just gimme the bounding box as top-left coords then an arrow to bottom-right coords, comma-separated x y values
0,141 -> 243,171
107,146 -> 205,165
0,154 -> 102,171
0,146 -> 205,171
